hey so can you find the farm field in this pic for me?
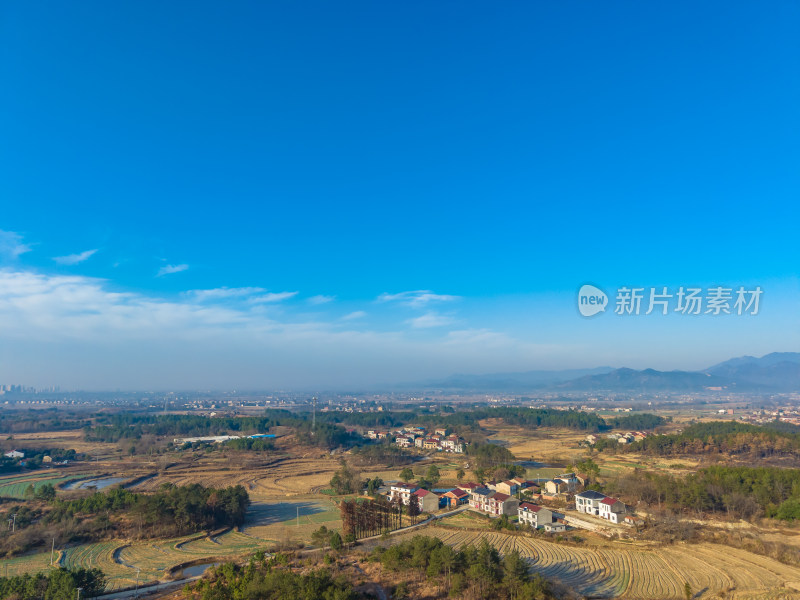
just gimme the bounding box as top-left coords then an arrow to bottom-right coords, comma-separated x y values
389,525 -> 800,599
482,422 -> 587,463
0,430 -> 110,454
243,497 -> 342,544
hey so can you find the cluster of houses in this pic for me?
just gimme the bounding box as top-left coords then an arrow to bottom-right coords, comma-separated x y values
365,426 -> 466,454
385,473 -> 629,530
585,431 -> 650,445
2,450 -> 69,467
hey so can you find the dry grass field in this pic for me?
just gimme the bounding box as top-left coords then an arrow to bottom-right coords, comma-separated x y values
391,525 -> 800,599
242,497 -> 342,545
0,430 -> 110,455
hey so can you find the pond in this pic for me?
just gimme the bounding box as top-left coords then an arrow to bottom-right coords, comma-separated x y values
514,460 -> 550,469
180,562 -> 220,578
63,476 -> 127,490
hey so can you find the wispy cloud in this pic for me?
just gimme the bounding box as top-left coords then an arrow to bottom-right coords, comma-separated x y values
308,294 -> 335,305
406,312 -> 454,328
248,291 -> 298,303
379,290 -> 459,308
157,264 -> 189,277
189,287 -> 266,301
341,310 -> 367,321
0,230 -> 32,259
53,249 -> 98,265
0,268 -> 565,389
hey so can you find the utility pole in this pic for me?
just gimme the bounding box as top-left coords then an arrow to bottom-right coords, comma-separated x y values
11,513 -> 16,533
50,537 -> 55,566
296,506 -> 300,528
76,587 -> 83,600
312,396 -> 316,435
135,567 -> 141,598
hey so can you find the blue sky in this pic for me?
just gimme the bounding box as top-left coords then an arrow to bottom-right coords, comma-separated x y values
0,2 -> 798,389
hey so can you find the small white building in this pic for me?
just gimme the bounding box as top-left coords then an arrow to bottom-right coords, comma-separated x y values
4,450 -> 24,459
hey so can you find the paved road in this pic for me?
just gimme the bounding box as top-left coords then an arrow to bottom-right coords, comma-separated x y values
99,577 -> 201,600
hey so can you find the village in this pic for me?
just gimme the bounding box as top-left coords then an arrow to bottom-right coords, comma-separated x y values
382,470 -> 634,534
365,425 -> 466,453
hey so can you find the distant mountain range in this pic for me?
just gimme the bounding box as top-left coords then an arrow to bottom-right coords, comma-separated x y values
416,352 -> 800,393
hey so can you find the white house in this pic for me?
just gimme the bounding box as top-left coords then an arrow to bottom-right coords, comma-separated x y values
518,502 -> 553,528
576,490 -> 626,522
468,487 -> 493,511
598,497 -> 626,523
389,483 -> 420,505
4,450 -> 24,459
575,490 -> 607,516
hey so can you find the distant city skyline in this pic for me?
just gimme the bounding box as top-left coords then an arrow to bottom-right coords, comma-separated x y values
1,2 -> 798,389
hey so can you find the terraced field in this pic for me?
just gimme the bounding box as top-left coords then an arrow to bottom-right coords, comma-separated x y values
116,530 -> 270,580
0,473 -> 83,498
0,530 -> 270,592
405,526 -> 800,599
61,541 -> 139,591
0,550 -> 55,578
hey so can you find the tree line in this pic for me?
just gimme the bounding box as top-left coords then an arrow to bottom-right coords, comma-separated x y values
373,535 -> 553,599
0,568 -> 105,600
340,497 -> 406,540
318,406 -> 664,434
84,413 -> 290,443
0,484 -> 249,558
595,420 -> 800,459
185,558 -> 356,600
608,465 -> 800,520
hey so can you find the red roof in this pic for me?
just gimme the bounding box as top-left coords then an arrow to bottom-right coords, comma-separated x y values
394,483 -> 419,490
459,482 -> 478,490
446,488 -> 468,498
492,492 -> 510,502
502,480 -> 517,486
413,489 -> 434,497
519,502 -> 541,512
600,497 -> 619,505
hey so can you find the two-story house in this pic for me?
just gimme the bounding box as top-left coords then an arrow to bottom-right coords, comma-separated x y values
517,502 -> 554,528
389,483 -> 420,505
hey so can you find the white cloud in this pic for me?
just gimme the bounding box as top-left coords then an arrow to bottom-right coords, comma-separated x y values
406,312 -> 454,328
248,291 -> 298,304
53,249 -> 98,265
188,287 -> 266,301
0,268 -> 565,389
157,264 -> 189,277
379,290 -> 459,308
0,230 -> 32,259
308,294 -> 335,305
341,310 -> 367,321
